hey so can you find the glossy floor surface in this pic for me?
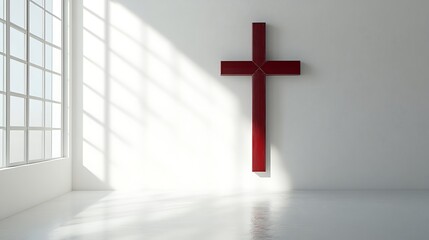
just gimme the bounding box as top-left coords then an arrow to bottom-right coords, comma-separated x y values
1,191 -> 429,240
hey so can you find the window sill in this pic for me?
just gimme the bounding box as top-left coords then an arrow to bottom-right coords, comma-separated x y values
0,157 -> 69,172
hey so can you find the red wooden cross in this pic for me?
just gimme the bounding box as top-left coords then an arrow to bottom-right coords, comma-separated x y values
220,22 -> 300,172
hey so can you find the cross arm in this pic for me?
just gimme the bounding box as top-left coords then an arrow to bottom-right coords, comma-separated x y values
261,61 -> 301,75
220,61 -> 258,76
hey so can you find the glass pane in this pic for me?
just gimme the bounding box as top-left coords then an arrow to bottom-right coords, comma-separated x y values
30,2 -> 44,38
53,17 -> 61,47
10,130 -> 25,164
53,48 -> 62,73
45,45 -> 52,71
10,96 -> 25,126
45,102 -> 51,127
45,13 -> 52,42
0,0 -> 4,20
45,0 -> 61,18
33,0 -> 44,7
45,45 -> 61,73
52,74 -> 61,102
29,130 -> 44,160
29,66 -> 43,97
10,0 -> 26,29
31,0 -> 45,7
0,23 -> 4,53
52,129 -> 61,158
45,130 -> 51,159
29,99 -> 43,127
52,102 -> 61,128
45,71 -> 52,99
30,37 -> 44,66
10,59 -> 26,94
0,94 -> 4,127
0,55 -> 4,91
0,129 -> 4,167
10,28 -> 26,60
45,12 -> 61,46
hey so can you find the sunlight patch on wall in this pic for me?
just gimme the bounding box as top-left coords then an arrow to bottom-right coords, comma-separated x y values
79,0 -> 291,193
81,0 -> 107,183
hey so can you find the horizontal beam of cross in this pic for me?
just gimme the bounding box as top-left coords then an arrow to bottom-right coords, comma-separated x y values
221,61 -> 300,76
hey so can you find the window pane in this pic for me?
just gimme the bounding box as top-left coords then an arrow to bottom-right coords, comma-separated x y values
0,55 -> 4,91
30,37 -> 43,66
52,102 -> 61,128
0,0 -> 4,20
10,28 -> 26,60
0,129 -> 4,167
45,45 -> 52,71
0,22 -> 4,53
53,18 -> 61,47
45,13 -> 52,42
10,0 -> 26,29
10,130 -> 25,164
29,66 -> 43,97
45,102 -> 51,127
45,12 -> 61,46
45,45 -> 61,73
45,0 -> 61,19
10,96 -> 25,126
0,94 -> 4,127
52,74 -> 61,102
45,130 -> 51,159
10,59 -> 26,94
53,48 -> 61,73
45,71 -> 52,99
29,99 -> 43,127
52,129 -> 61,158
29,130 -> 44,160
33,0 -> 44,7
30,2 -> 44,38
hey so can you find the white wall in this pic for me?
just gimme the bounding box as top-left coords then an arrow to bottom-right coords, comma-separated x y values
0,159 -> 72,220
72,0 -> 429,193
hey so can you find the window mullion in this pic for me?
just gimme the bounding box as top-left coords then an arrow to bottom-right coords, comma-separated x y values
5,0 -> 10,167
42,0 -> 45,161
25,0 -> 29,164
61,0 -> 64,158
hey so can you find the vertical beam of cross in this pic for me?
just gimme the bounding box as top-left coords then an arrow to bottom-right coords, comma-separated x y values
220,23 -> 300,172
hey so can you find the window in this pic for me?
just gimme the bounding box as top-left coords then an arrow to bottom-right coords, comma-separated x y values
0,0 -> 63,168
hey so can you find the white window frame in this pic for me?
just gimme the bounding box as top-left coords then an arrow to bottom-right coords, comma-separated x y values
0,0 -> 68,168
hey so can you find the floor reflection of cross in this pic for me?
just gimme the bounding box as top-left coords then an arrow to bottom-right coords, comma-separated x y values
221,23 -> 301,172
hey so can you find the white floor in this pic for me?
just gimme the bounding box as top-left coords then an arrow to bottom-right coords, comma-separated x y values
1,191 -> 429,240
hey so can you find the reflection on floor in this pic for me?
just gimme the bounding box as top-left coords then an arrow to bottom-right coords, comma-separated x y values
1,191 -> 429,240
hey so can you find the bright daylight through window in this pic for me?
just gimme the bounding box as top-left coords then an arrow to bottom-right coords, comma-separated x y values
0,0 -> 63,168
